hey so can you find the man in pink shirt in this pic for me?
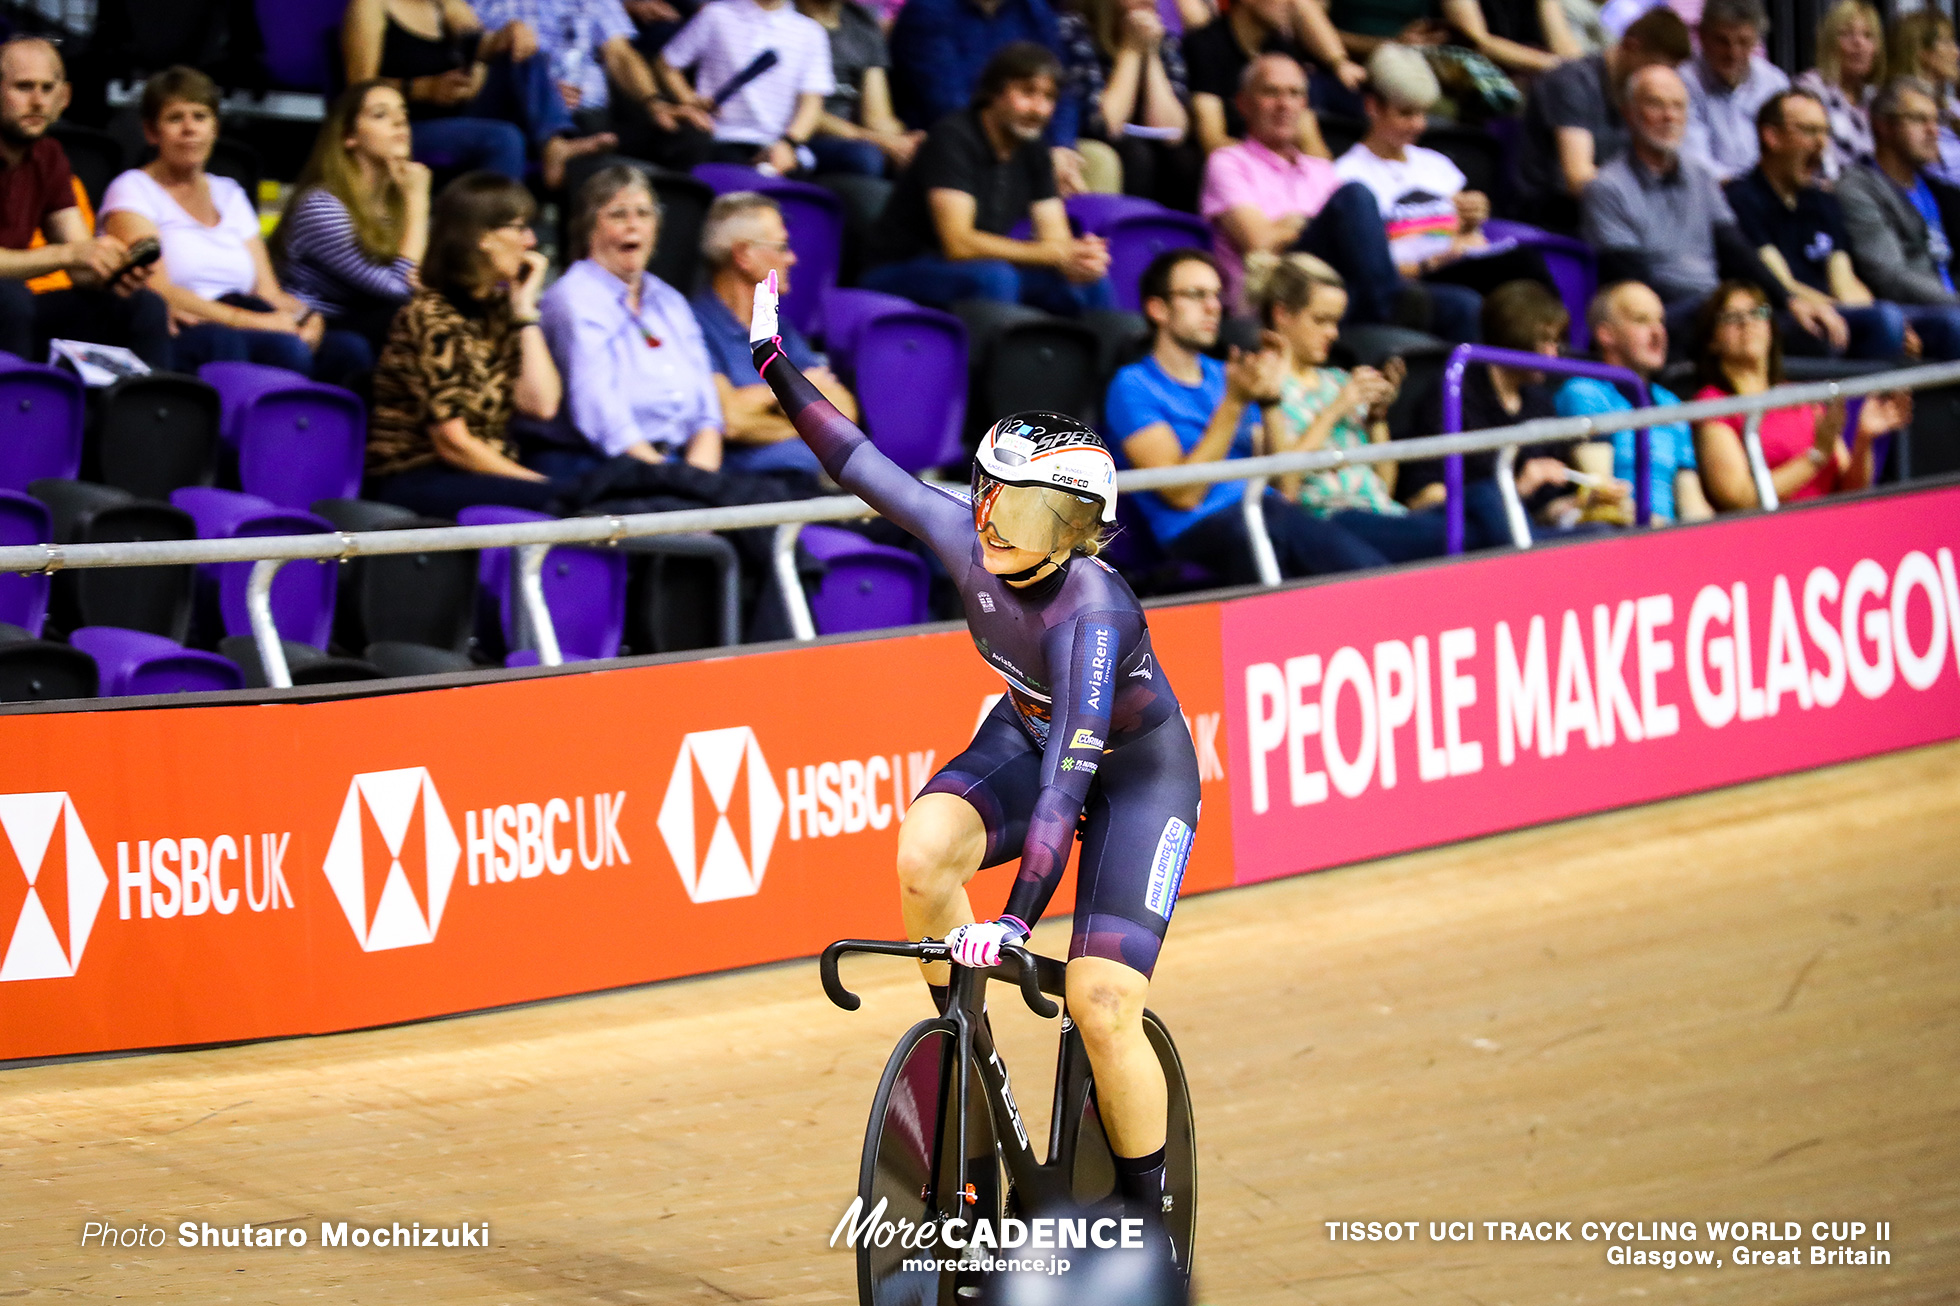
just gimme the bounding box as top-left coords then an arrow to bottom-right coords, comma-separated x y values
1201,53 -> 1451,334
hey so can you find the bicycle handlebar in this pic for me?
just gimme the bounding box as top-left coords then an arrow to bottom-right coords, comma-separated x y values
819,939 -> 1060,1019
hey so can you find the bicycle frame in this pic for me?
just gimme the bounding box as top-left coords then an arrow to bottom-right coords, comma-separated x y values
822,939 -> 1087,1219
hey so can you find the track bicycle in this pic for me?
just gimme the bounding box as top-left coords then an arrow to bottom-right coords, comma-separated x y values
820,937 -> 1197,1305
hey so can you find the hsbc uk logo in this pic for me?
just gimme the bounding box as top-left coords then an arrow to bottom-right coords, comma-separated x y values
0,793 -> 108,982
658,727 -> 784,903
322,768 -> 461,952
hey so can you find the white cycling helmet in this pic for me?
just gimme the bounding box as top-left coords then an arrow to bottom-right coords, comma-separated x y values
971,412 -> 1118,556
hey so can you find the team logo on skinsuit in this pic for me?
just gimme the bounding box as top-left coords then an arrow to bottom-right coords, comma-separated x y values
658,728 -> 784,903
0,793 -> 108,982
322,768 -> 461,951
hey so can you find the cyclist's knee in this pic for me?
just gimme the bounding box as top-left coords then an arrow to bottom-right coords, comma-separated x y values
895,794 -> 985,897
1066,959 -> 1147,1050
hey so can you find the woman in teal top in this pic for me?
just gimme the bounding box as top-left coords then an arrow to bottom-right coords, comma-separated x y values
1249,252 -> 1451,562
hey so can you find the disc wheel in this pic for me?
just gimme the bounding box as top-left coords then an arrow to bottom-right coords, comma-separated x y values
857,1020 -> 1003,1306
1056,1010 -> 1197,1273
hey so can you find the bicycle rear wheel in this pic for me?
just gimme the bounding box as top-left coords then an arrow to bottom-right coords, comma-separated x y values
1056,1010 -> 1197,1271
858,1019 -> 1003,1306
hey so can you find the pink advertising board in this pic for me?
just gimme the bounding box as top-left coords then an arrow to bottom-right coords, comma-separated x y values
1221,485 -> 1960,883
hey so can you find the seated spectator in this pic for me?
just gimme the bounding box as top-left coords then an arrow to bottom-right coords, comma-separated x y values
1681,0 -> 1788,182
1326,0 -> 1563,83
1106,248 -> 1387,582
1731,87 -> 1960,361
367,172 -> 567,517
1336,45 -> 1551,305
1690,279 -> 1905,509
472,0 -> 714,171
1555,281 -> 1710,524
862,43 -> 1113,314
538,165 -> 723,476
269,83 -> 429,374
1404,280 -> 1616,545
888,0 -> 1098,195
1886,9 -> 1960,185
1182,0 -> 1354,154
1794,0 -> 1883,183
1514,5 -> 1690,232
1581,65 -> 1842,356
795,0 -> 923,176
654,0 -> 836,174
1250,251 -> 1451,561
1837,78 -> 1960,330
1202,53 -> 1474,338
691,191 -> 858,473
0,37 -> 168,368
342,0 -> 616,187
1058,0 -> 1203,207
102,68 -> 365,382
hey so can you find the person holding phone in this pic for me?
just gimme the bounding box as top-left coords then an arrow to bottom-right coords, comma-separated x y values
0,36 -> 171,368
367,172 -> 572,518
102,67 -> 367,381
343,0 -> 617,186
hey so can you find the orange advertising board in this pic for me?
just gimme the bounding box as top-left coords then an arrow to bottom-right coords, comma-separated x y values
0,605 -> 1233,1061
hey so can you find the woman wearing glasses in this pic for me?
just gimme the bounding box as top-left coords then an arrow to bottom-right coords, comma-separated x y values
366,172 -> 567,518
1690,280 -> 1908,510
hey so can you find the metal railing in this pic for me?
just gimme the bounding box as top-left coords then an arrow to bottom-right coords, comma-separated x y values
1440,345 -> 1655,552
1,359 -> 1952,688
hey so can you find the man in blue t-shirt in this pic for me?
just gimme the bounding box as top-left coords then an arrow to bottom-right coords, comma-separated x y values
690,192 -> 859,475
1555,281 -> 1711,524
1105,248 -> 1384,583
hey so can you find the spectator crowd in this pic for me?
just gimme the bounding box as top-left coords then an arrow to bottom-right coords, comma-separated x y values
0,0 -> 1934,679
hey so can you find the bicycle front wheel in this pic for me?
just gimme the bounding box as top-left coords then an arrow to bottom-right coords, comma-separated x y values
1057,1010 -> 1197,1272
857,1019 -> 1003,1306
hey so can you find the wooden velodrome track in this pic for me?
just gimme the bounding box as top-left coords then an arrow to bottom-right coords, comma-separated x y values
4,740 -> 1956,1304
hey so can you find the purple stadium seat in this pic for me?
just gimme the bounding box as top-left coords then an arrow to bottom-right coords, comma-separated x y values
848,303 -> 968,473
821,288 -> 916,357
457,505 -> 627,664
691,165 -> 846,338
69,626 -> 244,696
799,524 -> 930,634
1063,193 -> 1160,230
255,0 -> 342,91
1485,220 -> 1598,350
170,487 -> 338,648
0,489 -> 52,636
198,362 -> 365,509
0,354 -> 85,490
1097,209 -> 1211,313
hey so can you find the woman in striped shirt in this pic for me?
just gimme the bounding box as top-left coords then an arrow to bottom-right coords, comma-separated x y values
270,81 -> 432,371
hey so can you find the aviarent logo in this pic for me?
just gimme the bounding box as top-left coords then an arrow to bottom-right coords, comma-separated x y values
322,768 -> 461,951
0,793 -> 108,981
657,727 -> 783,902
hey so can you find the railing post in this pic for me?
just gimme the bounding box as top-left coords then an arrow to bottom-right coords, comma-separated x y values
774,523 -> 817,640
1741,409 -> 1779,511
246,558 -> 291,689
1493,445 -> 1533,550
1240,477 -> 1282,586
514,544 -> 564,667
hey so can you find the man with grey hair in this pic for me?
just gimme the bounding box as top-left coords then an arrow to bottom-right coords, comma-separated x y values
689,191 -> 858,473
1682,0 -> 1789,181
1200,52 -> 1450,333
1837,77 -> 1960,319
1583,63 -> 1840,353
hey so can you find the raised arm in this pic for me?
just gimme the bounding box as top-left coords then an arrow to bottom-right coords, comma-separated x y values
748,273 -> 965,544
1001,613 -> 1125,931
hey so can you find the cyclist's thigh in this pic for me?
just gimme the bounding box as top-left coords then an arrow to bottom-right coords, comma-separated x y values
1070,716 -> 1203,979
916,699 -> 1044,870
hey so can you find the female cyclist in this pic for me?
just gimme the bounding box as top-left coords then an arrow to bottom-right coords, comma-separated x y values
750,273 -> 1201,1226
